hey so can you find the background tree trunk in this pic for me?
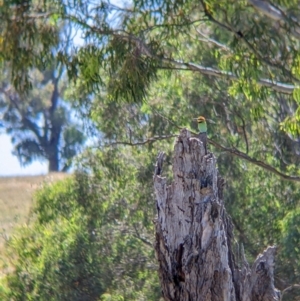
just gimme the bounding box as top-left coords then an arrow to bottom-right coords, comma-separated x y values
153,129 -> 280,301
48,150 -> 59,172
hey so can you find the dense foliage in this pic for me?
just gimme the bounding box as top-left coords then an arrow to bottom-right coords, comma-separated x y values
1,0 -> 300,300
0,166 -> 161,300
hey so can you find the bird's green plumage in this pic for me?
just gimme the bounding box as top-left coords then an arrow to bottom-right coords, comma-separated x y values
198,122 -> 207,133
195,116 -> 208,154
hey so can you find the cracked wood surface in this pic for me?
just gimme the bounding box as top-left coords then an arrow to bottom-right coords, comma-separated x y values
154,129 -> 280,301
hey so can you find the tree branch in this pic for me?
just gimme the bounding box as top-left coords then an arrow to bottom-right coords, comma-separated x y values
132,224 -> 153,247
235,111 -> 249,154
0,87 -> 45,144
105,134 -> 177,147
208,138 -> 300,182
280,284 -> 300,301
104,127 -> 300,182
178,62 -> 296,93
194,28 -> 232,51
248,0 -> 300,39
151,111 -> 300,181
67,14 -> 296,94
200,0 -> 300,82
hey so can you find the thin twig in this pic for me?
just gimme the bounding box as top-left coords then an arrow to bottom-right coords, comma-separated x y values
132,224 -> 153,247
280,284 -> 300,301
208,138 -> 300,182
105,134 -> 177,147
194,28 -> 232,51
235,111 -> 249,154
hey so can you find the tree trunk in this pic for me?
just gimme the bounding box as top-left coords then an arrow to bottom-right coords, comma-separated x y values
47,71 -> 61,172
48,147 -> 59,172
153,129 -> 280,301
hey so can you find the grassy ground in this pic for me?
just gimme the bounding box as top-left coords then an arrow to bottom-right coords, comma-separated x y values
0,173 -> 69,254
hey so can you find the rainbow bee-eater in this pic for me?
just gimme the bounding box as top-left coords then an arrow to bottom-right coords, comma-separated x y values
194,116 -> 207,155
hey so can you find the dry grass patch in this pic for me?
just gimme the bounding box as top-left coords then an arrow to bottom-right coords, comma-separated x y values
0,173 -> 69,253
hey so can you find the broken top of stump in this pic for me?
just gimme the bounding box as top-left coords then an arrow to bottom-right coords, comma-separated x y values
153,129 -> 279,301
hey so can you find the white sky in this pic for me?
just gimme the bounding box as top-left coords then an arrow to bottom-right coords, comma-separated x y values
0,134 -> 48,176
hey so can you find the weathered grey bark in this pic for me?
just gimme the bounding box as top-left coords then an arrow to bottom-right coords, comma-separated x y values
154,129 -> 280,301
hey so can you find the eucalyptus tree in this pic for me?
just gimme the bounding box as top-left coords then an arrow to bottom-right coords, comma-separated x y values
0,8 -> 85,171
2,0 -> 300,171
2,0 -> 300,299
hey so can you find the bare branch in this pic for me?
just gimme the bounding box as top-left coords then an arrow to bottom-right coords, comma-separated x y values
104,125 -> 300,182
105,134 -> 177,147
182,63 -> 295,93
141,18 -> 206,34
199,0 -> 299,82
208,138 -> 300,182
67,14 -> 296,94
248,0 -> 300,39
150,111 -> 300,181
248,0 -> 283,21
132,224 -> 153,247
194,28 -> 232,51
235,111 -> 249,154
280,284 -> 300,301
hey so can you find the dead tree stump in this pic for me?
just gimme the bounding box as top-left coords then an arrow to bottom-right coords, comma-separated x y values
154,129 -> 280,301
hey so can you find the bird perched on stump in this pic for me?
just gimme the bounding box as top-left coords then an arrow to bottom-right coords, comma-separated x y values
194,116 -> 207,154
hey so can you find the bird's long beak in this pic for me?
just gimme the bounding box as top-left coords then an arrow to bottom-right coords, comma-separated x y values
193,118 -> 198,121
